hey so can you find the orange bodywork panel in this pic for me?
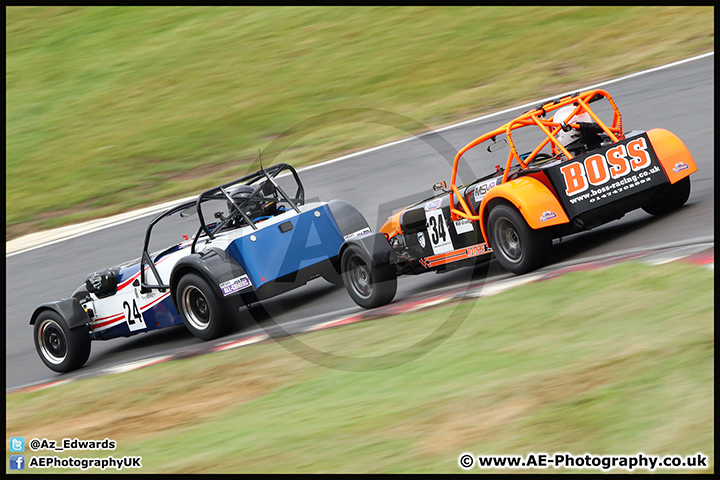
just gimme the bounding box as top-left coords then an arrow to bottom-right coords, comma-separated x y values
380,209 -> 405,240
646,128 -> 697,184
478,176 -> 569,243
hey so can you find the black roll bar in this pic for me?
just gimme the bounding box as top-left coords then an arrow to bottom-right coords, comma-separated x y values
140,163 -> 305,292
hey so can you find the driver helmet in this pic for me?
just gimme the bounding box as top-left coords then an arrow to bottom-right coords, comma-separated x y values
553,105 -> 594,147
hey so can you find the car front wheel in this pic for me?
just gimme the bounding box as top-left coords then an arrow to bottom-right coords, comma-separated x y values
488,204 -> 550,275
176,273 -> 235,340
341,245 -> 397,309
33,310 -> 91,373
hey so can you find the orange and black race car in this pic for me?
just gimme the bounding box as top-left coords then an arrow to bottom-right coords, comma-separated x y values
338,89 -> 697,309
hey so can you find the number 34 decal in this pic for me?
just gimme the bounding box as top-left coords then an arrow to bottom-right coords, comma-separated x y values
123,299 -> 147,332
425,210 -> 453,254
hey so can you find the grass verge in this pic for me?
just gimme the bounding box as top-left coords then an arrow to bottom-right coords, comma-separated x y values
5,261 -> 714,473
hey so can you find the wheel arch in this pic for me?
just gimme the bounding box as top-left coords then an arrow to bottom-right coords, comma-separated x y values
339,232 -> 396,269
30,298 -> 90,330
646,128 -> 697,184
326,199 -> 371,240
169,250 -> 247,311
479,176 -> 570,244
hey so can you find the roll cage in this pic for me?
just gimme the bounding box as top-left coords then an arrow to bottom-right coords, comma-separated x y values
448,89 -> 623,222
140,163 -> 305,292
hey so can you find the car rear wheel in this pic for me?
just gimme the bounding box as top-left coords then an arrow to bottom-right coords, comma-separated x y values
642,176 -> 691,216
488,204 -> 550,275
176,273 -> 235,340
34,310 -> 91,373
341,245 -> 397,309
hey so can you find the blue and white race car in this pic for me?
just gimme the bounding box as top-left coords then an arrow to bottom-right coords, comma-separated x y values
30,163 -> 394,372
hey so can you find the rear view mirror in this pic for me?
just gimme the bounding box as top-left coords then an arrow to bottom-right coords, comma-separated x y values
487,138 -> 508,153
433,181 -> 448,192
179,206 -> 197,218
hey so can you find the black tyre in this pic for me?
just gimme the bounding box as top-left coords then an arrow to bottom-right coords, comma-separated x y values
488,204 -> 551,275
341,245 -> 397,309
33,310 -> 91,373
176,273 -> 235,340
642,176 -> 691,216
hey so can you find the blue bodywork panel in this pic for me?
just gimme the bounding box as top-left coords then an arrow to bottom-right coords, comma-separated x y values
116,263 -> 141,286
226,205 -> 344,288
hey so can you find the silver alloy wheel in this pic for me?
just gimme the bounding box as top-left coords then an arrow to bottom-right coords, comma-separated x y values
37,318 -> 68,365
347,254 -> 373,299
180,284 -> 211,331
494,217 -> 523,264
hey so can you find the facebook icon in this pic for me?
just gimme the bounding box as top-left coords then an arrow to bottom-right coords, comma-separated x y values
10,455 -> 25,470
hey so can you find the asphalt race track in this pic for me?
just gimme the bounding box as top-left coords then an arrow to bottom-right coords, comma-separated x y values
5,54 -> 714,391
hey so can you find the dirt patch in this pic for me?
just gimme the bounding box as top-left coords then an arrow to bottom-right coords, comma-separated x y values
418,398 -> 536,454
399,359 -> 621,455
6,360 -> 296,446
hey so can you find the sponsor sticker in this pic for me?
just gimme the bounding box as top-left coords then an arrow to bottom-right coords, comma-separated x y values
424,198 -> 443,211
454,218 -> 474,234
220,275 -> 252,296
545,133 -> 666,218
673,162 -> 689,173
418,243 -> 490,269
540,210 -> 557,222
417,231 -> 426,248
473,179 -> 498,203
558,136 -> 654,197
465,243 -> 488,257
140,290 -> 157,300
343,227 -> 372,241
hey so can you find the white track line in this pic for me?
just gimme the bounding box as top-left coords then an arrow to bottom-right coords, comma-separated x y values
6,52 -> 714,257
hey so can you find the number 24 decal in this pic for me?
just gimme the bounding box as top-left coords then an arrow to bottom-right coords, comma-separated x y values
123,299 -> 146,331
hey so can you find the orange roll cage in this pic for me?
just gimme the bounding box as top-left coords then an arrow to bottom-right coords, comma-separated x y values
448,89 -> 624,221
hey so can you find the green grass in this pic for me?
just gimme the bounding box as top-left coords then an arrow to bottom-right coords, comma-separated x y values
6,261 -> 714,473
5,6 -> 714,238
